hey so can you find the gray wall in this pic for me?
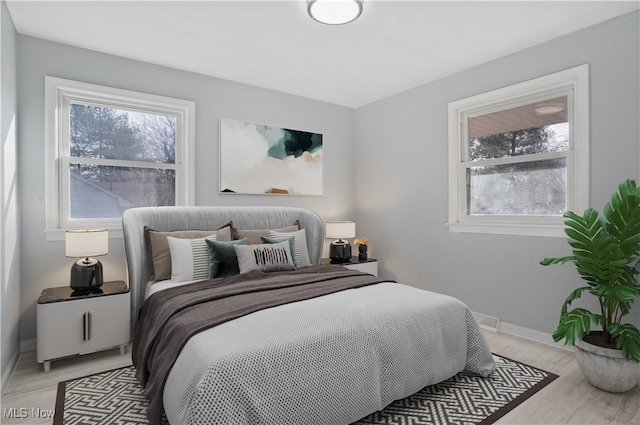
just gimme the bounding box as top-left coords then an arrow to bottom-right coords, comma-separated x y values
16,35 -> 356,345
1,0 -> 21,392
355,11 -> 640,336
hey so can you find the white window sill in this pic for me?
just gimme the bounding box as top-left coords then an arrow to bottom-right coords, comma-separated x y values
447,221 -> 566,238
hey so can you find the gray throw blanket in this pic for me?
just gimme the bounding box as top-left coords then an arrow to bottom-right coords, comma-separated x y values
132,265 -> 388,424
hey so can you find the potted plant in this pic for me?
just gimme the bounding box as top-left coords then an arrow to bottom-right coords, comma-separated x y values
353,237 -> 369,261
541,179 -> 640,392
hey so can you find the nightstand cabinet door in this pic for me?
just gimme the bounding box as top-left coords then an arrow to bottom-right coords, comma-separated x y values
37,298 -> 87,361
87,292 -> 130,353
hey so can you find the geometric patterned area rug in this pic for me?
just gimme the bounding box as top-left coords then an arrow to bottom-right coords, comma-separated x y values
353,355 -> 558,425
54,354 -> 557,425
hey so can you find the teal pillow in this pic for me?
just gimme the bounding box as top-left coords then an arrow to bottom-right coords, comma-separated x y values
260,235 -> 298,268
206,238 -> 248,278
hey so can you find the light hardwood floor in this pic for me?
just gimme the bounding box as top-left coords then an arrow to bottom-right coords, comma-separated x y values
1,331 -> 638,424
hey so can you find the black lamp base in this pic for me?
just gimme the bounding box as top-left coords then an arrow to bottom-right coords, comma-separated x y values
70,258 -> 104,292
329,239 -> 352,263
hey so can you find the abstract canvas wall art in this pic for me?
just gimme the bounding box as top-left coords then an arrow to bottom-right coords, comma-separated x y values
219,118 -> 323,195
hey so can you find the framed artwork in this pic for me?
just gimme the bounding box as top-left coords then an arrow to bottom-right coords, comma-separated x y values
219,118 -> 323,195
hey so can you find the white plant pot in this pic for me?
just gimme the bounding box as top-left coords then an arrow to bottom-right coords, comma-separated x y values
574,335 -> 640,393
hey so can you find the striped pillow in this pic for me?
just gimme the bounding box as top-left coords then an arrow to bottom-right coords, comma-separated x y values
234,241 -> 295,274
167,235 -> 217,282
260,235 -> 298,267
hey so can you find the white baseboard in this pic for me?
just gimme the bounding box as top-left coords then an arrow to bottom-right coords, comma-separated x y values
498,321 -> 571,351
472,310 -> 570,351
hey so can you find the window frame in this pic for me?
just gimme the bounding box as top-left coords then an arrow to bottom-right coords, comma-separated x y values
45,77 -> 195,240
447,64 -> 590,238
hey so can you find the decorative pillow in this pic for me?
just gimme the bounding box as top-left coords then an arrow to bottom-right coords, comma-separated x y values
260,235 -> 298,268
167,235 -> 218,282
269,228 -> 311,267
145,223 -> 233,281
206,238 -> 248,278
234,225 -> 299,245
234,241 -> 295,274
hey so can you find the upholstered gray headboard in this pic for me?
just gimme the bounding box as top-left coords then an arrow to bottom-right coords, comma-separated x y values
122,206 -> 325,337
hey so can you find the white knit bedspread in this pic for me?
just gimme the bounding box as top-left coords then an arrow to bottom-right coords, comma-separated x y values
163,282 -> 495,425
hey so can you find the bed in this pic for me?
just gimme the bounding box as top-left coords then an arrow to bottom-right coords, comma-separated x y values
123,206 -> 495,425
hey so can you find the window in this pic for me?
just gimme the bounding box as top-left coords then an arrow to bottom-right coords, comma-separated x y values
448,65 -> 589,237
45,77 -> 195,239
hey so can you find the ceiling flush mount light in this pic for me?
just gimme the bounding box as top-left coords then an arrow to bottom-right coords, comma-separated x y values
308,0 -> 363,25
534,102 -> 565,115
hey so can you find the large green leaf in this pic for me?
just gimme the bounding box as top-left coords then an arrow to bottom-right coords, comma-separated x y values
609,323 -> 640,362
568,226 -> 627,283
603,180 -> 640,259
540,256 -> 574,266
592,282 -> 637,303
558,286 -> 592,316
564,209 -> 600,237
554,308 -> 601,346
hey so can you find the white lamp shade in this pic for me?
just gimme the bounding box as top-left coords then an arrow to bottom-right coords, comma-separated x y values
308,0 -> 363,25
66,229 -> 109,258
326,221 -> 355,239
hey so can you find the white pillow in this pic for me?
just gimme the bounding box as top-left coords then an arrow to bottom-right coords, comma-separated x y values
268,228 -> 311,267
234,241 -> 295,274
167,234 -> 217,282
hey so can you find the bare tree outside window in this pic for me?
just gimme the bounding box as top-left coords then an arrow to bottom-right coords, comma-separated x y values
69,104 -> 177,219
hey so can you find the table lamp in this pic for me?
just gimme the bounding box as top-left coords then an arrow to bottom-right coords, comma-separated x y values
326,221 -> 355,263
66,229 -> 108,292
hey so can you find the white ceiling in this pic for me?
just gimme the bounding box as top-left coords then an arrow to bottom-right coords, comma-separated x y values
6,1 -> 639,108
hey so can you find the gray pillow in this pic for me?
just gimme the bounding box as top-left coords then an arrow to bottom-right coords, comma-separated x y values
234,241 -> 295,274
145,223 -> 233,281
260,235 -> 298,267
234,224 -> 299,244
206,238 -> 248,278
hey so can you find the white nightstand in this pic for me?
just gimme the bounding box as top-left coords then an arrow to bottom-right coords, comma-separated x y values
37,281 -> 130,372
321,257 -> 378,276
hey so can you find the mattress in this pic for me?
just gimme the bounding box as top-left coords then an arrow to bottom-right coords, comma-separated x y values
158,281 -> 495,425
